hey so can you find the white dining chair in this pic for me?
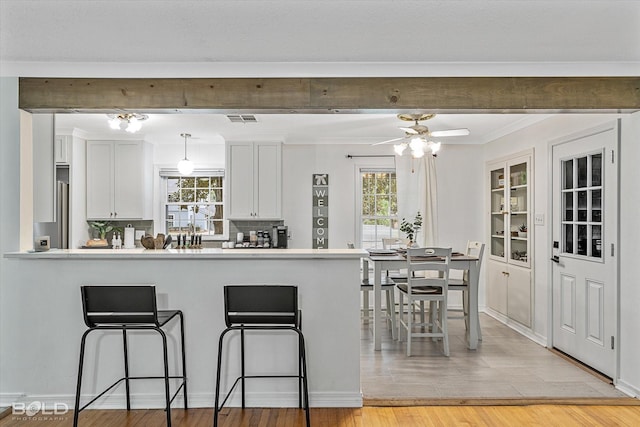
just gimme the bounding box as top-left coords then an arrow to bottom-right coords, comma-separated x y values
448,241 -> 485,340
349,242 -> 397,339
397,247 -> 451,356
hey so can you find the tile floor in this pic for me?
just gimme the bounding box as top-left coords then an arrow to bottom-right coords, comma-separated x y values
360,312 -> 628,400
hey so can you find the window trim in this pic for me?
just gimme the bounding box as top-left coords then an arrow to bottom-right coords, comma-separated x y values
355,167 -> 398,249
159,170 -> 229,241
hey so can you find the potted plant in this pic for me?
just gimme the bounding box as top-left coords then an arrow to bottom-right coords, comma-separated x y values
518,223 -> 527,238
400,211 -> 423,247
89,221 -> 114,240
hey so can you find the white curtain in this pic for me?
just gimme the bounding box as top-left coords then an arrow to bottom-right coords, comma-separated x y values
396,154 -> 438,247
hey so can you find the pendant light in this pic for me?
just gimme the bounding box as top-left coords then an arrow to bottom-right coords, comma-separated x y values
177,133 -> 194,176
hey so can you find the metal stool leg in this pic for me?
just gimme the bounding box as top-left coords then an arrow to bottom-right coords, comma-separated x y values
159,329 -> 172,427
73,329 -> 92,427
240,328 -> 246,408
122,330 -> 131,411
179,312 -> 188,409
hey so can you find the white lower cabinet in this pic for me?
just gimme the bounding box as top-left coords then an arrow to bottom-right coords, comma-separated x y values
86,140 -> 151,220
487,260 -> 532,328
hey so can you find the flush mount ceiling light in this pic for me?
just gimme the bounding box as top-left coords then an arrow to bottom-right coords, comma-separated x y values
373,113 -> 469,158
107,113 -> 148,133
177,133 -> 194,176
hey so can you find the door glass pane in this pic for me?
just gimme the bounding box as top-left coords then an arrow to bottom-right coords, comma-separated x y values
591,225 -> 602,258
564,224 -> 573,253
577,156 -> 588,188
577,191 -> 587,221
591,190 -> 602,222
577,224 -> 587,256
591,153 -> 602,186
563,159 -> 573,189
563,192 -> 573,221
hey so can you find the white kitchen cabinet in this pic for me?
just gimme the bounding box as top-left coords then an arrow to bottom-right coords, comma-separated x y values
486,149 -> 534,328
226,141 -> 282,219
487,260 -> 532,327
33,114 -> 55,222
86,140 -> 152,220
54,135 -> 72,164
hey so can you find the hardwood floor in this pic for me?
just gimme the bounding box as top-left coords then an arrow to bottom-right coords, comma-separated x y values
2,406 -> 640,426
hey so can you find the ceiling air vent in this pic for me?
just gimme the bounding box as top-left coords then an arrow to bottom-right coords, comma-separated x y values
226,114 -> 258,123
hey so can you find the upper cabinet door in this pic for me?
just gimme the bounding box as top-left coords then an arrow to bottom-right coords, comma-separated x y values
113,141 -> 144,219
227,142 -> 255,219
254,142 -> 282,219
226,141 -> 282,220
86,141 -> 115,219
86,140 -> 151,220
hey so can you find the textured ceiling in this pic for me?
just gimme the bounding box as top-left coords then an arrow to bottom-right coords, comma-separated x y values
1,0 -> 638,65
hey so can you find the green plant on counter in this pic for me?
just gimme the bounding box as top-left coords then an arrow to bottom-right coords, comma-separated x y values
400,211 -> 423,243
89,221 -> 116,239
519,223 -> 528,232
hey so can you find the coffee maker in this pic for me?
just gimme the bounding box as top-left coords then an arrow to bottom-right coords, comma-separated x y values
272,225 -> 288,248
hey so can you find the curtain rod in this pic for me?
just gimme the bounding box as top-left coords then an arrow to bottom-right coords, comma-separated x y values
345,154 -> 395,159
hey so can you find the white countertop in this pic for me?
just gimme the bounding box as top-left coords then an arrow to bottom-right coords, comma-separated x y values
4,247 -> 367,260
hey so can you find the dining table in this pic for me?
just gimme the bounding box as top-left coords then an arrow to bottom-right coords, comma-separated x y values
363,250 -> 481,351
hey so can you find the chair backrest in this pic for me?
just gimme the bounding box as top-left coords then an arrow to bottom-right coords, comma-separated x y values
406,247 -> 452,292
466,241 -> 485,260
224,285 -> 299,327
382,238 -> 409,250
462,241 -> 485,282
81,285 -> 158,327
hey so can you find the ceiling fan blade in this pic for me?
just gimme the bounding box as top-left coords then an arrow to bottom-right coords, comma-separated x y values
372,137 -> 405,146
398,126 -> 419,134
431,128 -> 470,137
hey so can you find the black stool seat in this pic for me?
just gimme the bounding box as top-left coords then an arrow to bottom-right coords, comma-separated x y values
214,285 -> 310,427
73,285 -> 187,427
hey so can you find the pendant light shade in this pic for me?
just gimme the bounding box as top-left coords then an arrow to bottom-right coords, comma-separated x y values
177,133 -> 194,175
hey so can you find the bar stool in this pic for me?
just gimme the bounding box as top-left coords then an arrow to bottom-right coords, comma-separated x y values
73,285 -> 187,427
214,285 -> 310,427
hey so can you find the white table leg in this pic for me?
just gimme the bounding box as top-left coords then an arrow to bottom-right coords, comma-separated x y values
467,260 -> 480,350
374,262 -> 382,351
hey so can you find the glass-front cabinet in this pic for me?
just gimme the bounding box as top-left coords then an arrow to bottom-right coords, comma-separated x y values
487,149 -> 534,329
489,155 -> 531,268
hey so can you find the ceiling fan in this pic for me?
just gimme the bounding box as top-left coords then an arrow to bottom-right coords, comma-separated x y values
373,113 -> 470,157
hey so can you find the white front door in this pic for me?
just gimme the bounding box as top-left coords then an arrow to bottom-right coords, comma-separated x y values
551,123 -> 618,378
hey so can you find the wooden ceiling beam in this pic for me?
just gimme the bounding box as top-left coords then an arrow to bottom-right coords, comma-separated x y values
19,77 -> 640,113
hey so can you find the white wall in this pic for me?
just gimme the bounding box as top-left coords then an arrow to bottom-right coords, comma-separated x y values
483,113 -> 640,397
281,143 -> 483,254
153,142 -> 225,168
618,112 -> 640,397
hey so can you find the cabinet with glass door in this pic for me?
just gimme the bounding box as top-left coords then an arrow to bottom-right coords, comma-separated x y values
489,154 -> 531,268
487,149 -> 534,329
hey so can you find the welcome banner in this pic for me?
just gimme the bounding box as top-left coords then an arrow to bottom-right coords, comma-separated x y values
312,174 -> 329,249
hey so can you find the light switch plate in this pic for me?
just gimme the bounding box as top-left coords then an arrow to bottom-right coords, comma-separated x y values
535,213 -> 544,226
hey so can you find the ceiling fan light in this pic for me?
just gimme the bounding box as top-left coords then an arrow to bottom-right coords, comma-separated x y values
411,146 -> 425,158
125,117 -> 142,133
177,158 -> 194,175
429,141 -> 441,154
394,143 -> 407,155
409,137 -> 424,151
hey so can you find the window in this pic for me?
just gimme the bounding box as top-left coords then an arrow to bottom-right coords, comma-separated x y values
561,152 -> 603,259
359,169 -> 399,249
161,171 -> 226,239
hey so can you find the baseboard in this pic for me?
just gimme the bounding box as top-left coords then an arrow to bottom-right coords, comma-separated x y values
0,391 -> 362,410
616,380 -> 640,399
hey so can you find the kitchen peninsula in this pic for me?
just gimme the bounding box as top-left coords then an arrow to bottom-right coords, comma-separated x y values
3,248 -> 365,409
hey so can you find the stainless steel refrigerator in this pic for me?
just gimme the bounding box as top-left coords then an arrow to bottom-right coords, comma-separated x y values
33,180 -> 69,249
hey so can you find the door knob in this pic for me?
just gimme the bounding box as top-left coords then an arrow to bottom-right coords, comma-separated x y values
551,256 -> 560,263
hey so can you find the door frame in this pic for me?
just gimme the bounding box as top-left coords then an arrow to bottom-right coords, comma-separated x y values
546,120 -> 621,381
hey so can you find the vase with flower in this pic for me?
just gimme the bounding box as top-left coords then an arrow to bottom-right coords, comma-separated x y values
400,211 -> 423,247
